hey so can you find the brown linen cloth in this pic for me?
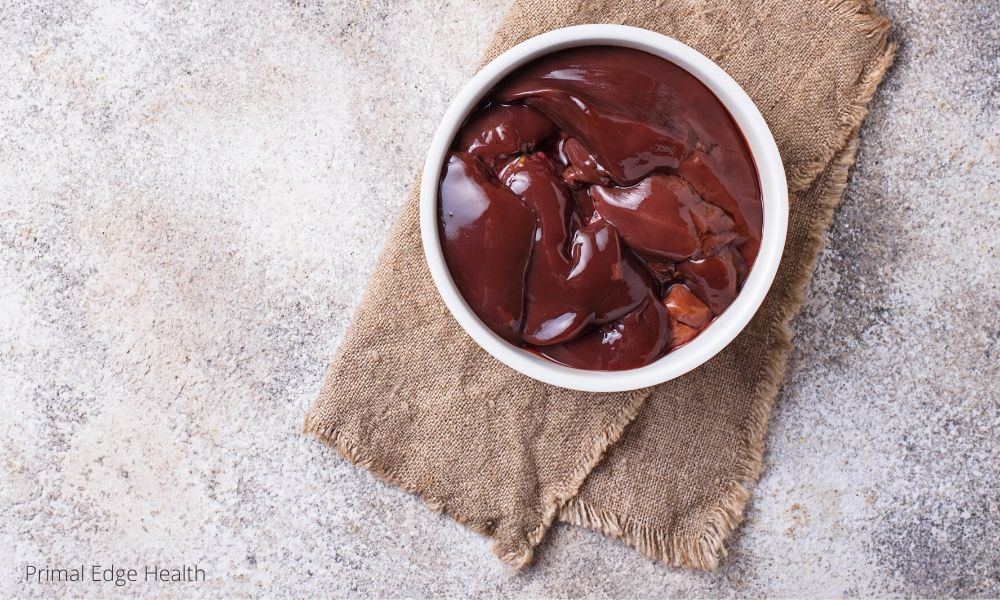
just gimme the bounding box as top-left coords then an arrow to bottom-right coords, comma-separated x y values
305,0 -> 895,569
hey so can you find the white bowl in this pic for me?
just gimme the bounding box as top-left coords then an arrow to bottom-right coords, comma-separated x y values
419,24 -> 787,392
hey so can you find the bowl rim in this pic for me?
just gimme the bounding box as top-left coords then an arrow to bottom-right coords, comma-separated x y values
419,24 -> 788,392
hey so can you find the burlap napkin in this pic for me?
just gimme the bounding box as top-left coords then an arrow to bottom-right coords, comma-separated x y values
306,0 -> 895,569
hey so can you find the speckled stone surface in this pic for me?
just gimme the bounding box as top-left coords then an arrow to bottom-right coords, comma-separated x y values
1,1 -> 997,597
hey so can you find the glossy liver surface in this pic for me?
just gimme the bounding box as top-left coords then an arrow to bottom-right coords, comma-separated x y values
439,46 -> 761,370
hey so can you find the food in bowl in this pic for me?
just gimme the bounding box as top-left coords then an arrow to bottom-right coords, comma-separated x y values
438,46 -> 762,371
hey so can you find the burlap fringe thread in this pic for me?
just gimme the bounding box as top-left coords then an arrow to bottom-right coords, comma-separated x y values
305,0 -> 896,571
788,0 -> 895,191
304,387 -> 650,568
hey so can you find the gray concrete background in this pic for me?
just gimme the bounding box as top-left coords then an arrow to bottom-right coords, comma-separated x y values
1,0 -> 997,597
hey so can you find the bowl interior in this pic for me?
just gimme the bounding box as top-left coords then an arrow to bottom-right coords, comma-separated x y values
420,24 -> 788,392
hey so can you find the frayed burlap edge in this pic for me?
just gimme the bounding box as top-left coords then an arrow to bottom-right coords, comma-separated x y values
787,0 -> 896,191
558,27 -> 897,567
304,386 -> 651,567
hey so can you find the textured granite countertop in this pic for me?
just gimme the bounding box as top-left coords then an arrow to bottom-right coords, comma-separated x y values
1,1 -> 997,597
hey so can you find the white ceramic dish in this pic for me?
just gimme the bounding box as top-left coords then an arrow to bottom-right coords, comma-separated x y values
419,24 -> 787,392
